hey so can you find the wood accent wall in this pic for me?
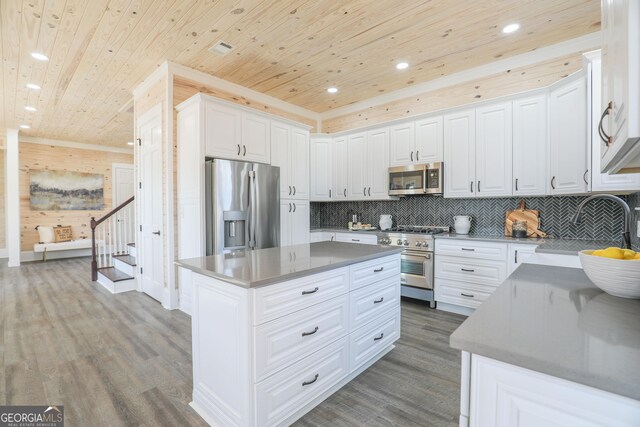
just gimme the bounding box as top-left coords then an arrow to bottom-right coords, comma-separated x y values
0,147 -> 5,248
173,77 -> 317,131
322,54 -> 585,133
19,143 -> 132,251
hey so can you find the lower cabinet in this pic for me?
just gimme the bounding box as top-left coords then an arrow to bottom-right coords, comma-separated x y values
281,200 -> 310,246
435,239 -> 538,313
187,254 -> 401,427
335,232 -> 378,245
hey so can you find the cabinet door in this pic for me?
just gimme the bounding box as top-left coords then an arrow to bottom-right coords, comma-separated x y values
205,102 -> 242,159
290,201 -> 310,245
389,123 -> 415,166
513,95 -> 547,196
507,244 -> 538,275
241,112 -> 270,163
475,102 -> 512,197
347,133 -> 367,200
333,137 -> 349,200
415,116 -> 443,163
310,137 -> 333,201
549,76 -> 588,195
290,127 -> 310,200
280,201 -> 292,247
444,109 -> 476,198
367,128 -> 390,199
271,122 -> 291,198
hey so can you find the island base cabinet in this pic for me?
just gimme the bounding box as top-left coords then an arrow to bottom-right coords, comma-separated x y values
467,354 -> 640,427
256,338 -> 349,427
350,310 -> 400,371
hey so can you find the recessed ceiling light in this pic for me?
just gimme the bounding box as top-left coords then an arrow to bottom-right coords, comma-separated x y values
327,87 -> 338,94
19,124 -> 30,129
25,106 -> 37,112
31,52 -> 49,61
26,83 -> 41,90
127,141 -> 134,146
502,23 -> 520,34
396,62 -> 409,70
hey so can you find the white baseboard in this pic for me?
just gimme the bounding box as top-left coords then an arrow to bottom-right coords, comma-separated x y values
436,302 -> 474,316
20,248 -> 92,262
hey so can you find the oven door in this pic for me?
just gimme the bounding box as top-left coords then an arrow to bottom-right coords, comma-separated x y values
400,250 -> 433,290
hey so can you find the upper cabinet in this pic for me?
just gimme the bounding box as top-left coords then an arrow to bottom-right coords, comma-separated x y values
205,102 -> 270,164
600,0 -> 640,173
333,137 -> 349,201
389,117 -> 443,167
512,95 -> 547,196
548,73 -> 589,195
475,102 -> 513,198
444,109 -> 476,198
271,122 -> 309,200
309,137 -> 333,201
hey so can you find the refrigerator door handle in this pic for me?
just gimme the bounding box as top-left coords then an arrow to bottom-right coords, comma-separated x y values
248,170 -> 257,248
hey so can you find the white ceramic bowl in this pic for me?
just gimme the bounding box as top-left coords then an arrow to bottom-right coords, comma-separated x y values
579,250 -> 640,299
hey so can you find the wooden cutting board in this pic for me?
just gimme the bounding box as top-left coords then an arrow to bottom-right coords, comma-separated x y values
505,199 -> 547,237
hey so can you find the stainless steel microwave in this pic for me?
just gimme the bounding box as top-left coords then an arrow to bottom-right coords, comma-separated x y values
388,162 -> 443,196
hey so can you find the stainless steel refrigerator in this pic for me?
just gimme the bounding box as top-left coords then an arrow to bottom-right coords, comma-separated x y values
205,159 -> 280,255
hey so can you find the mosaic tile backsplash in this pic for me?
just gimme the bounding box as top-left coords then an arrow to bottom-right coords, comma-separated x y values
312,193 -> 640,246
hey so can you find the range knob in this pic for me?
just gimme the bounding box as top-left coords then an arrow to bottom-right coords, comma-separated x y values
396,239 -> 402,245
415,241 -> 423,247
403,240 -> 409,246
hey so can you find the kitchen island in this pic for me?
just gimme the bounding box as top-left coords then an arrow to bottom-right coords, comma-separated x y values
176,241 -> 403,427
450,263 -> 640,426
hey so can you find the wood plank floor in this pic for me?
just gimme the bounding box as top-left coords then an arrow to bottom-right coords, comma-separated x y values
0,258 -> 466,427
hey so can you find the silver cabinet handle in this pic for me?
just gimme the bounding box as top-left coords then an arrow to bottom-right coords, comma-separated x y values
515,250 -> 519,264
470,181 -> 474,193
368,187 -> 371,196
344,188 -> 347,197
237,144 -> 241,155
329,189 -> 332,198
302,326 -> 319,337
515,178 -> 519,192
477,181 -> 481,192
293,185 -> 296,195
461,293 -> 474,298
416,150 -> 419,161
373,333 -> 384,341
331,236 -> 335,241
288,203 -> 292,212
373,297 -> 384,304
302,287 -> 319,295
374,267 -> 384,272
243,145 -> 246,156
293,203 -> 296,212
551,176 -> 556,190
351,238 -> 360,242
363,187 -> 366,196
289,185 -> 292,195
583,169 -> 589,185
152,231 -> 161,236
302,374 -> 319,386
461,248 -> 475,252
410,151 -> 414,162
461,268 -> 475,272
598,101 -> 612,146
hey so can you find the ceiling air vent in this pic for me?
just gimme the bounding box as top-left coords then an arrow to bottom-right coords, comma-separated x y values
208,41 -> 234,56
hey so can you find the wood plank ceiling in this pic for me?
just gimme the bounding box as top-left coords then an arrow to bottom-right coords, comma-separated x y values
1,0 -> 600,147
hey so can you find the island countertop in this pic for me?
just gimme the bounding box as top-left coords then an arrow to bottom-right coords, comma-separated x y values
176,241 -> 402,288
450,263 -> 640,401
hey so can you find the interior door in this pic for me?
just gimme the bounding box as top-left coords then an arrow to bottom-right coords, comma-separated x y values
112,163 -> 135,247
138,107 -> 164,302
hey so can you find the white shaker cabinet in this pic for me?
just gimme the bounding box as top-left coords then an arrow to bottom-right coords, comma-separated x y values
512,94 -> 548,196
415,116 -> 443,164
548,73 -> 589,195
444,109 -> 476,198
241,112 -> 271,163
367,127 -> 391,199
475,102 -> 512,198
281,200 -> 310,246
271,122 -> 309,200
309,137 -> 334,201
507,243 -> 538,275
333,136 -> 349,200
205,101 -> 242,160
347,132 -> 368,200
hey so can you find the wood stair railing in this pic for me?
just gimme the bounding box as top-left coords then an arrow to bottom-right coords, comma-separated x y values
90,196 -> 135,281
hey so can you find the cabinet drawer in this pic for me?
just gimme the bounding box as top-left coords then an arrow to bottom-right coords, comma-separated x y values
435,255 -> 507,285
351,254 -> 401,290
350,277 -> 400,331
335,232 -> 378,245
254,294 -> 349,382
434,278 -> 494,309
435,239 -> 507,261
255,337 -> 349,427
350,310 -> 401,372
253,267 -> 349,325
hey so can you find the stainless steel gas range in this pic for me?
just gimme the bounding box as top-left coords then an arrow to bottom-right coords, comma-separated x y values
378,225 -> 449,308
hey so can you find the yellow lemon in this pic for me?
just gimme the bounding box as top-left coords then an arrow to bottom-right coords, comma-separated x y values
600,247 -> 625,260
634,254 -> 640,260
623,249 -> 637,260
592,249 -> 604,256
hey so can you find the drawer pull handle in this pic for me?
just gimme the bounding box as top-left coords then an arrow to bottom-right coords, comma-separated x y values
302,326 -> 319,337
373,333 -> 384,341
301,287 -> 319,295
461,293 -> 475,298
461,268 -> 475,272
373,297 -> 384,304
302,374 -> 319,386
374,267 -> 384,272
352,239 -> 360,242
461,248 -> 475,252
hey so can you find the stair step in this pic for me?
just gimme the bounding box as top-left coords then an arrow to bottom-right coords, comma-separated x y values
97,267 -> 133,282
113,254 -> 136,266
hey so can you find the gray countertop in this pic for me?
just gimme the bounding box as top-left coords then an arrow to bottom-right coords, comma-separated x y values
450,263 -> 640,400
433,233 -> 543,245
176,241 -> 402,288
310,227 -> 381,234
535,239 -> 620,255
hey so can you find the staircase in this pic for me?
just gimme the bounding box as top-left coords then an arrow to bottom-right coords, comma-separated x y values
91,197 -> 137,294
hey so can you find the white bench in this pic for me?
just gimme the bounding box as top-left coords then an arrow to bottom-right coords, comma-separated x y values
33,239 -> 95,262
